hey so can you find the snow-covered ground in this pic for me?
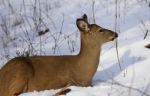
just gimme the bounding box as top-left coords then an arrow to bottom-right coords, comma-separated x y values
0,0 -> 150,96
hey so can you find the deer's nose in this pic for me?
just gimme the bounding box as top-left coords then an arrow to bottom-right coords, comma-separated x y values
113,33 -> 118,40
109,33 -> 118,41
115,33 -> 118,38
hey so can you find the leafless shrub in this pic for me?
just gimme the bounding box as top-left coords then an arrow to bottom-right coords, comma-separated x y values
137,0 -> 150,7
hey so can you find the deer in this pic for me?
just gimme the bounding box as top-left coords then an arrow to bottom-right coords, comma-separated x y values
0,14 -> 118,96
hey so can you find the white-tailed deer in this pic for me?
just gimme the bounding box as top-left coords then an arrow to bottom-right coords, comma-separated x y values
0,14 -> 118,96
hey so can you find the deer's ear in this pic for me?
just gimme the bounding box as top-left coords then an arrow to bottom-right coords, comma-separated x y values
76,19 -> 89,32
82,14 -> 88,22
76,14 -> 90,32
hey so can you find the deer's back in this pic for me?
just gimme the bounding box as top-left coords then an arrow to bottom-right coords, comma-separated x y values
0,56 -> 77,92
0,57 -> 34,95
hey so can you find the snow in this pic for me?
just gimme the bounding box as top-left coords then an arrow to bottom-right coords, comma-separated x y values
0,0 -> 150,96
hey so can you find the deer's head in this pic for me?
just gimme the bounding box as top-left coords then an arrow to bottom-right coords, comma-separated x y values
76,14 -> 118,46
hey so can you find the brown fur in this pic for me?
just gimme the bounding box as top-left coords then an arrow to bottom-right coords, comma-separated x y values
0,14 -> 118,96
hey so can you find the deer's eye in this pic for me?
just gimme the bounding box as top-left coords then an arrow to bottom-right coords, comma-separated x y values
99,29 -> 103,32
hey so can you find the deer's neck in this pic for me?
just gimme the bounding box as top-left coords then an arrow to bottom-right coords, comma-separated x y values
74,34 -> 101,84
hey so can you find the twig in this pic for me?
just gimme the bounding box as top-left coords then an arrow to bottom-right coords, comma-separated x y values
92,0 -> 96,24
111,81 -> 150,96
114,0 -> 122,71
144,29 -> 149,39
115,39 -> 122,70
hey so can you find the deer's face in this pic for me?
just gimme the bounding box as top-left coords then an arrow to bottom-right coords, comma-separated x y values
76,14 -> 118,45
